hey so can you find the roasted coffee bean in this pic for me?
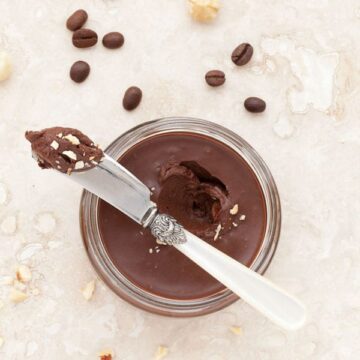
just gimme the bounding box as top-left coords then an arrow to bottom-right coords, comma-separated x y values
72,29 -> 98,48
231,43 -> 253,66
70,61 -> 90,83
123,86 -> 142,111
66,9 -> 88,31
102,32 -> 125,49
244,97 -> 266,113
205,70 -> 225,87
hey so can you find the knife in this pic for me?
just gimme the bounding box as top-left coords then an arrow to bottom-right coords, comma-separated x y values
70,153 -> 306,330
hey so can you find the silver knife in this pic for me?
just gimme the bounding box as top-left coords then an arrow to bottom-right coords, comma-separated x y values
70,153 -> 306,330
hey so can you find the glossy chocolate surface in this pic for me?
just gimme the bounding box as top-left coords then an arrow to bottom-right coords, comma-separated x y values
98,132 -> 266,300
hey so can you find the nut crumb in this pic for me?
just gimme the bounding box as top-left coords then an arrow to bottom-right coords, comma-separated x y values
188,0 -> 220,22
66,168 -> 72,176
62,150 -> 77,161
156,238 -> 167,245
56,133 -> 63,138
82,280 -> 96,301
229,204 -> 239,215
9,288 -> 28,303
239,214 -> 246,221
149,248 -> 153,254
50,140 -> 59,150
63,134 -> 80,145
0,51 -> 12,82
74,161 -> 85,170
150,186 -> 156,192
230,326 -> 242,335
98,349 -> 114,360
16,265 -> 32,283
154,345 -> 168,360
213,223 -> 222,241
232,222 -> 238,227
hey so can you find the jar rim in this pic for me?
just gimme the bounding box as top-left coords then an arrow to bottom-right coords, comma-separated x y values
80,117 -> 281,317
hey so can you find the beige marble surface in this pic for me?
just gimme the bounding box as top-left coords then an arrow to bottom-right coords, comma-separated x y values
0,0 -> 360,359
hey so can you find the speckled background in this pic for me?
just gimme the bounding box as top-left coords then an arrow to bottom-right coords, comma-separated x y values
0,0 -> 359,359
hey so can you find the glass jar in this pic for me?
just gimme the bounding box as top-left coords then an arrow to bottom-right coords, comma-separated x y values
80,117 -> 281,317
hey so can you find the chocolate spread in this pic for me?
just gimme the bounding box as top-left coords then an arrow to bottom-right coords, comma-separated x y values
25,127 -> 103,174
98,132 -> 267,300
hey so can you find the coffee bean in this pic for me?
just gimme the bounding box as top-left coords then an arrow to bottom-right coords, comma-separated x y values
205,70 -> 225,87
70,61 -> 90,83
123,86 -> 142,111
102,32 -> 125,49
244,97 -> 266,113
72,29 -> 98,48
231,43 -> 253,66
66,9 -> 88,31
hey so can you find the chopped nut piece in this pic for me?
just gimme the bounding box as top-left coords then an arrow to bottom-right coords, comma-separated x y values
149,248 -> 153,254
0,337 -> 3,348
100,356 -> 112,360
229,204 -> 239,215
0,51 -> 12,82
232,222 -> 238,227
98,349 -> 114,360
156,238 -> 166,245
62,150 -> 77,161
213,223 -> 222,241
74,161 -> 85,170
50,140 -> 59,150
239,214 -> 246,221
56,133 -> 63,138
230,326 -> 242,335
89,156 -> 95,161
9,288 -> 28,303
82,280 -> 96,300
188,0 -> 220,22
154,345 -> 168,360
16,265 -> 32,283
63,134 -> 80,145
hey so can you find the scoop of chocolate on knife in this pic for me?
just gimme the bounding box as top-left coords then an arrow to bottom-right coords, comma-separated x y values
25,125 -> 306,330
25,127 -> 103,174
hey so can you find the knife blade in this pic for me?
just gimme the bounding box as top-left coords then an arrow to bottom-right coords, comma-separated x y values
71,153 -> 156,225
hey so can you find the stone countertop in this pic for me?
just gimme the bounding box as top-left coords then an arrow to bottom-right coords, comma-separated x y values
0,0 -> 359,359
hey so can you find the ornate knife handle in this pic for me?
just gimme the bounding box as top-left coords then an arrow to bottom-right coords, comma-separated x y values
143,209 -> 187,245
